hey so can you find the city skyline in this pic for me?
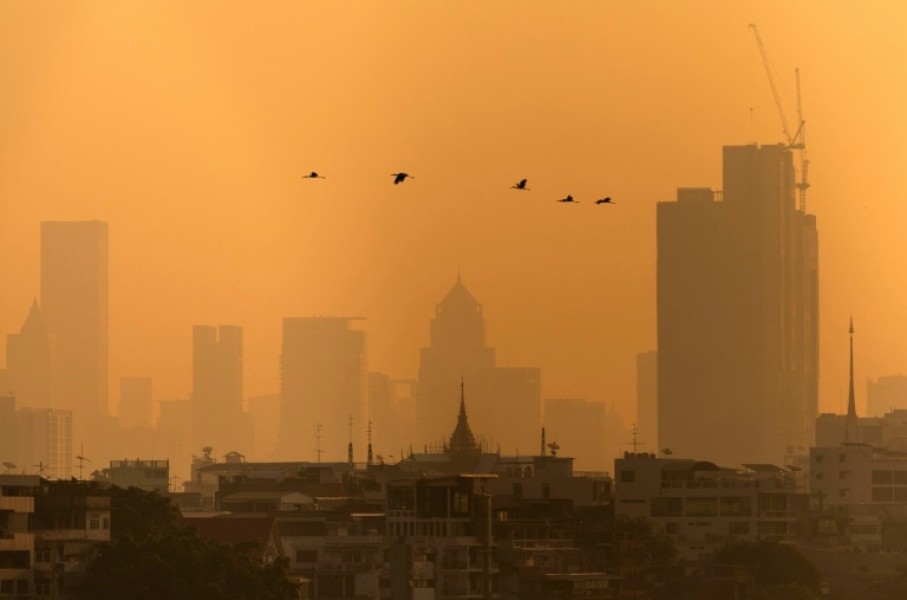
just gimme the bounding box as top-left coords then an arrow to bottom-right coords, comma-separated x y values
1,3 -> 905,438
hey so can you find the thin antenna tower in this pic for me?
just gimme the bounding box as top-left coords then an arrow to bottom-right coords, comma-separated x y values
75,442 -> 92,481
626,423 -> 645,454
315,424 -> 324,463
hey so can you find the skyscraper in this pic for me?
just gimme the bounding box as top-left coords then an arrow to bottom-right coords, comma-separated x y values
636,350 -> 658,450
279,317 -> 366,461
6,299 -> 54,408
40,221 -> 108,444
416,278 -> 541,451
657,144 -> 818,466
119,376 -> 153,430
192,325 -> 248,456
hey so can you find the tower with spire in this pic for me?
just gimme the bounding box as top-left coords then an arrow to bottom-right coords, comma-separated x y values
845,317 -> 859,443
445,379 -> 481,469
6,299 -> 55,408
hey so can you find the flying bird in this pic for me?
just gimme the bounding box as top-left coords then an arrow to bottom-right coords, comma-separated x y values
557,195 -> 578,203
595,197 -> 614,205
512,178 -> 529,191
302,171 -> 325,179
391,172 -> 413,184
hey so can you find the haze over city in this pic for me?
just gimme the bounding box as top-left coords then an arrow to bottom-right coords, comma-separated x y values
2,2 -> 905,433
5,3 -> 907,599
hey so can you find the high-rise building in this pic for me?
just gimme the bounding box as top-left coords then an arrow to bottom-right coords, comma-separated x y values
119,376 -> 153,429
657,144 -> 818,466
6,300 -> 55,408
16,407 -> 72,480
279,317 -> 366,461
192,325 -> 248,457
40,221 -> 108,444
416,278 -> 541,450
417,278 -> 495,444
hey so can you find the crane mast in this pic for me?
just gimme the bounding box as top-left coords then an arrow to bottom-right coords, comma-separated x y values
749,24 -> 810,211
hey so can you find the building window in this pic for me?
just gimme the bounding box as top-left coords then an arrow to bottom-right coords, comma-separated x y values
36,548 -> 51,563
664,522 -> 679,535
729,522 -> 750,535
872,487 -> 893,502
89,516 -> 100,530
620,470 -> 636,483
651,497 -> 683,517
872,471 -> 893,485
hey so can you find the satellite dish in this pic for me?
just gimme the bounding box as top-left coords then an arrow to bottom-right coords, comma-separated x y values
2,462 -> 16,471
662,448 -> 674,456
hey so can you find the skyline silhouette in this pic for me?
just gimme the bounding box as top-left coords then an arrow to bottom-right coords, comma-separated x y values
2,5 -> 902,429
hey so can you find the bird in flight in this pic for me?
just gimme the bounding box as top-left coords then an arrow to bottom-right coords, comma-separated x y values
512,178 -> 529,191
595,197 -> 614,205
557,195 -> 578,203
302,171 -> 325,179
391,172 -> 413,185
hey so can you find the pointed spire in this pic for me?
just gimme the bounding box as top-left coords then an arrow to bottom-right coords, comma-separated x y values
448,378 -> 478,453
845,317 -> 859,443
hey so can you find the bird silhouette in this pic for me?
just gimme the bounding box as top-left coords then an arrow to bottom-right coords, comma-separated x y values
302,171 -> 325,179
512,178 -> 529,191
595,197 -> 614,205
391,172 -> 413,185
557,195 -> 578,203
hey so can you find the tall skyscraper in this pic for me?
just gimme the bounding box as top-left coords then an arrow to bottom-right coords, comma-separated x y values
279,317 -> 366,461
192,325 -> 248,456
657,144 -> 818,466
40,221 -> 108,444
6,300 -> 55,408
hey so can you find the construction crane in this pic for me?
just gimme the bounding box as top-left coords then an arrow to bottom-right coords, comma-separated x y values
749,23 -> 810,212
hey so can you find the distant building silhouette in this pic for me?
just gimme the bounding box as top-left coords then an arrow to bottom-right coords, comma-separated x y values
657,145 -> 819,466
40,221 -> 109,444
866,374 -> 907,417
543,398 -> 626,472
279,317 -> 366,461
192,325 -> 251,457
367,373 -> 416,460
16,407 -> 72,479
416,278 -> 540,452
118,376 -> 153,429
6,300 -> 54,409
636,350 -> 658,451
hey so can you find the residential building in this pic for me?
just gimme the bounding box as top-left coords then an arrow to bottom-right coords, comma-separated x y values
0,475 -> 40,598
614,452 -> 809,560
657,145 -> 819,466
108,459 -> 169,493
192,325 -> 250,457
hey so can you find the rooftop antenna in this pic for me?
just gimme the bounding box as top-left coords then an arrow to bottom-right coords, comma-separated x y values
76,442 -> 92,481
626,423 -> 644,454
33,462 -> 49,477
367,420 -> 374,466
315,424 -> 324,463
347,415 -> 354,465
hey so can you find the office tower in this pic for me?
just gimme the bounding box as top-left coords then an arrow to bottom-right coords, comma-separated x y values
156,398 -> 191,484
6,300 -> 54,408
279,318 -> 366,461
657,144 -> 818,466
866,375 -> 907,417
192,325 -> 247,457
17,407 -> 72,480
40,221 -> 108,445
119,376 -> 153,429
636,351 -> 658,451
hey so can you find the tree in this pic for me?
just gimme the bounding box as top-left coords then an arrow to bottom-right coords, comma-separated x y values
77,486 -> 297,600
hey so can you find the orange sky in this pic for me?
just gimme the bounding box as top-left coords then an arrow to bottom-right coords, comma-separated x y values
1,2 -> 905,432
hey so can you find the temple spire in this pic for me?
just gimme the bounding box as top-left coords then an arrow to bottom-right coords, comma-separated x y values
448,378 -> 478,453
845,317 -> 859,443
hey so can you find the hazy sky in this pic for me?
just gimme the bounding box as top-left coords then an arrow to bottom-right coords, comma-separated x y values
1,2 -> 905,429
